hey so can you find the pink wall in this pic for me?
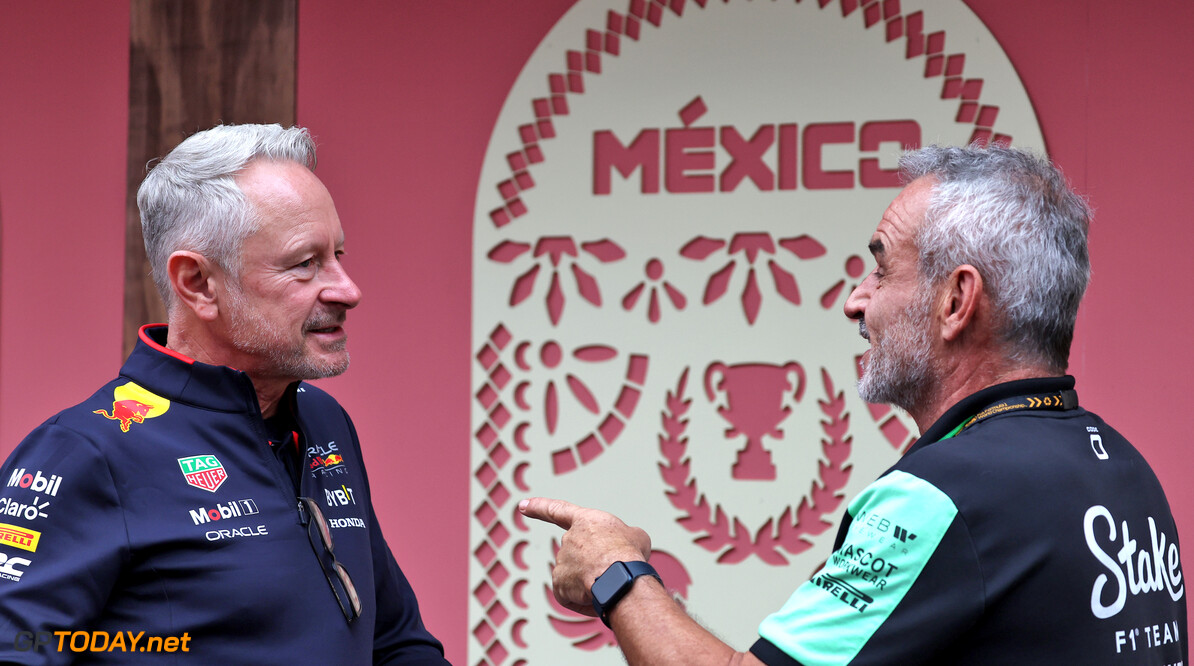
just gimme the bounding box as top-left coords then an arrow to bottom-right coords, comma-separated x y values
1,2 -> 1191,662
0,1 -> 128,451
971,0 -> 1194,562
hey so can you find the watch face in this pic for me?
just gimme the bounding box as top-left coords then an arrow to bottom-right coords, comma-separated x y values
592,563 -> 629,606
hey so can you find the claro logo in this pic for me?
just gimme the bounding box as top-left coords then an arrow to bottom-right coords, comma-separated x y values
1084,505 -> 1184,619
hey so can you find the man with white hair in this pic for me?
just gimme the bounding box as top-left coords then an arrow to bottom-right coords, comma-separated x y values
521,145 -> 1188,664
0,124 -> 448,664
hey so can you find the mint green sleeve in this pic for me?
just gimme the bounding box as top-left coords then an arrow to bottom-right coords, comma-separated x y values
757,470 -> 960,665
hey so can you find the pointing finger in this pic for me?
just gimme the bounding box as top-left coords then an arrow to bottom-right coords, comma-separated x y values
518,497 -> 580,529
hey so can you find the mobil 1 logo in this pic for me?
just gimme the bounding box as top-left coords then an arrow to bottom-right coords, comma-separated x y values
188,499 -> 259,526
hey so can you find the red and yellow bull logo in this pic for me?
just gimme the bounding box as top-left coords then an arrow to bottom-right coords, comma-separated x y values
309,454 -> 345,470
93,382 -> 170,433
0,522 -> 40,552
308,453 -> 348,478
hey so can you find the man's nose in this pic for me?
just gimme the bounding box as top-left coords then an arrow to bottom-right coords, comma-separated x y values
323,260 -> 362,309
843,274 -> 871,321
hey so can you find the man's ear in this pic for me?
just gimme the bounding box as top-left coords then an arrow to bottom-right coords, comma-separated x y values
939,264 -> 984,342
167,251 -> 221,322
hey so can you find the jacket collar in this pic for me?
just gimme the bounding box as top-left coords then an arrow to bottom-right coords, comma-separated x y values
121,324 -> 269,414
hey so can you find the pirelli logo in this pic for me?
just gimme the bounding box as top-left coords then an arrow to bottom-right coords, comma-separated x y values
811,572 -> 874,613
0,523 -> 40,552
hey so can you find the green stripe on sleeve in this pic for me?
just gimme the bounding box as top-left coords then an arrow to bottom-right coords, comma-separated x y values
757,470 -> 957,665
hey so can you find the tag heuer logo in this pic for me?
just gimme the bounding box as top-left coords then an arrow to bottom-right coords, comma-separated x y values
178,455 -> 228,493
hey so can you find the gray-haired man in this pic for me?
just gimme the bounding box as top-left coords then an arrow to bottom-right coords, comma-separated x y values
0,124 -> 449,664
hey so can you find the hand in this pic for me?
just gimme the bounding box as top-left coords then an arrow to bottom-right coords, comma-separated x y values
518,497 -> 652,616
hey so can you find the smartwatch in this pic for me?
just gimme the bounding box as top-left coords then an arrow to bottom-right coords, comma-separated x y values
590,560 -> 662,627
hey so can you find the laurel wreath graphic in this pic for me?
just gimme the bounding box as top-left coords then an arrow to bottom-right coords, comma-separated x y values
659,366 -> 853,565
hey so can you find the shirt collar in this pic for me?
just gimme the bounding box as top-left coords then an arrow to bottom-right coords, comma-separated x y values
910,375 -> 1078,454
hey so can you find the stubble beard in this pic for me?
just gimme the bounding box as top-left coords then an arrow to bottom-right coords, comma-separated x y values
225,284 -> 351,382
857,285 -> 935,414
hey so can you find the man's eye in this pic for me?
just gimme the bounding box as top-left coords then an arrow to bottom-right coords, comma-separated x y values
296,259 -> 314,269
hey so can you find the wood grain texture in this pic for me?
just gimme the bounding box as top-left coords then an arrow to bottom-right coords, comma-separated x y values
124,0 -> 296,358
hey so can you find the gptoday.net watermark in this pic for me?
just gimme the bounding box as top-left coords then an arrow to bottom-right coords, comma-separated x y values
14,630 -> 191,654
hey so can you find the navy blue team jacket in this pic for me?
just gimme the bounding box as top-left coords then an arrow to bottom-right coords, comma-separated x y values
0,325 -> 448,664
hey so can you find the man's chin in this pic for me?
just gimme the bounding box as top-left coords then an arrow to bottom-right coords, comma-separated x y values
855,358 -> 896,405
308,353 -> 351,380
282,347 -> 350,381
856,374 -> 881,405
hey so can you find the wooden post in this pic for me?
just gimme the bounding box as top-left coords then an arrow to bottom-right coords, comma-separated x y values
124,0 -> 296,358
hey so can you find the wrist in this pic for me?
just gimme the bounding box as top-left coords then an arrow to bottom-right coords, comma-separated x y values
590,560 -> 662,627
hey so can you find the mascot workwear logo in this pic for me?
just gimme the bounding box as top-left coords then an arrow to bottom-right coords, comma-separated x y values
0,523 -> 39,553
93,382 -> 170,433
6,470 -> 63,498
178,455 -> 228,493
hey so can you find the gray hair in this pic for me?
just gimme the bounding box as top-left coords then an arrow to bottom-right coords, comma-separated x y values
137,124 -> 317,310
899,145 -> 1091,373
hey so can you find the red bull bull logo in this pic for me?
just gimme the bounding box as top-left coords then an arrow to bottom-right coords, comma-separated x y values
308,453 -> 347,478
93,382 -> 170,433
93,400 -> 153,432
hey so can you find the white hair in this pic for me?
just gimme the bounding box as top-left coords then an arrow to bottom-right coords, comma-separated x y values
899,145 -> 1091,373
137,124 -> 317,310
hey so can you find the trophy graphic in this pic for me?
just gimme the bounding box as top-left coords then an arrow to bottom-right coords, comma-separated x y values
704,361 -> 806,480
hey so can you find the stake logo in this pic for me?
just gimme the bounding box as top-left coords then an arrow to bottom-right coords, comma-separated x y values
469,0 -> 1044,662
177,455 -> 228,493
